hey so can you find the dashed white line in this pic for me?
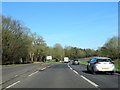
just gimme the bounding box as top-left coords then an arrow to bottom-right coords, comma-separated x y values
5,81 -> 20,88
41,67 -> 46,70
15,75 -> 18,77
28,71 -> 38,77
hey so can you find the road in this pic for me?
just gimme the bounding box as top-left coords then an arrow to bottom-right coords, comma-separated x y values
1,63 -> 119,89
69,64 -> 119,89
2,63 -> 45,84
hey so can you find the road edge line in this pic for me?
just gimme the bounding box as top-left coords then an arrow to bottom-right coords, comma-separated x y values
80,75 -> 99,88
67,63 -> 100,89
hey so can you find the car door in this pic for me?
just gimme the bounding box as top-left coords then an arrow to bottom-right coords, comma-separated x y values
89,58 -> 96,71
87,59 -> 91,70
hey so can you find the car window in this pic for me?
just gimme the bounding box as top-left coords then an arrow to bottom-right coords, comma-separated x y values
74,59 -> 78,61
90,58 -> 96,63
97,59 -> 112,62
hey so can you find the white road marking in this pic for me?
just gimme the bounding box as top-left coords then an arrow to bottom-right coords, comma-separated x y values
28,71 -> 38,77
15,75 -> 18,77
67,63 -> 70,68
5,81 -> 20,88
41,67 -> 46,70
73,70 -> 79,74
68,64 -> 78,74
44,67 -> 46,69
70,67 -> 73,70
80,75 -> 99,88
67,63 -> 99,88
67,64 -> 73,70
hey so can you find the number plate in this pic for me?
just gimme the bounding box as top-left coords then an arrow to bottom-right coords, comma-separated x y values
102,68 -> 109,70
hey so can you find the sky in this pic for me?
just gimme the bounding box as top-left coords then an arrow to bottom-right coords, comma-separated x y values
2,2 -> 118,50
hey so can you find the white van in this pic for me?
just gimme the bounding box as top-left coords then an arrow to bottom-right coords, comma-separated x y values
64,57 -> 70,63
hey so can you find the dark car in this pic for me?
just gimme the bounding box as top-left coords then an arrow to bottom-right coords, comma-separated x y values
72,59 -> 79,65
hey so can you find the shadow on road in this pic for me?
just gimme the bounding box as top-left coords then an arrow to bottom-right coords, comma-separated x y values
82,70 -> 91,74
82,70 -> 113,75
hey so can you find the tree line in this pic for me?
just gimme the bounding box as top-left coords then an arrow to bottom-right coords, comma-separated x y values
1,16 -> 119,65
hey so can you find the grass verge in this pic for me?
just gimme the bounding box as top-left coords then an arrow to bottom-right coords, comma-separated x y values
1,62 -> 42,67
0,64 -> 30,67
114,59 -> 120,72
0,61 -> 61,67
79,60 -> 88,65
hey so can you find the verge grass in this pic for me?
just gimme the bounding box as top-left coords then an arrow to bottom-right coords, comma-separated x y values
114,59 -> 120,72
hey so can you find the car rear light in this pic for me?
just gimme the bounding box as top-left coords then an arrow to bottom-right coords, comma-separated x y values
109,62 -> 114,64
94,62 -> 100,64
95,69 -> 99,71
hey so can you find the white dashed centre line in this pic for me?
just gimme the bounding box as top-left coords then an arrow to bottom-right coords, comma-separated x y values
28,71 -> 38,77
15,75 -> 18,77
5,81 -> 20,89
39,67 -> 47,71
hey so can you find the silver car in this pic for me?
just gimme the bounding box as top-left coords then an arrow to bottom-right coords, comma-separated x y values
87,57 -> 115,75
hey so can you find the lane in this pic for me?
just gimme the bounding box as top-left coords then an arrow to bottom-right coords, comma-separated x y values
2,63 -> 44,84
69,63 -> 119,88
7,63 -> 98,88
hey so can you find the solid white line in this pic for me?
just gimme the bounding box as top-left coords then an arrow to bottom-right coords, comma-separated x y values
70,67 -> 73,70
67,64 -> 69,67
67,64 -> 70,68
67,64 -> 78,74
73,70 -> 79,74
80,75 -> 99,88
67,63 -> 99,88
6,81 -> 20,88
67,64 -> 73,70
28,71 -> 38,76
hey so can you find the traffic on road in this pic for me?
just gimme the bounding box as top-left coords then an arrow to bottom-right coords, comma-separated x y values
1,57 -> 119,89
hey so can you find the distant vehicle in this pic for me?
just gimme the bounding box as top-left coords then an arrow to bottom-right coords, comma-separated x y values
64,57 -> 70,63
46,56 -> 52,61
87,57 -> 115,75
72,59 -> 79,65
